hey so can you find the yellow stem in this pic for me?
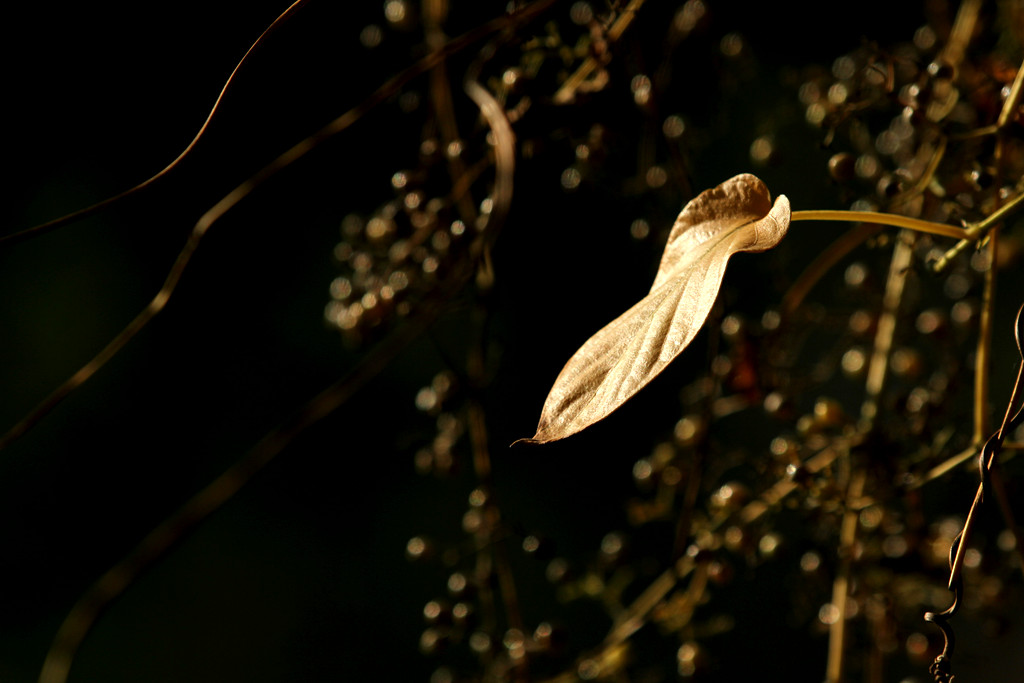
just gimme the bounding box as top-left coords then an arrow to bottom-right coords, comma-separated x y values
791,210 -> 964,239
0,0 -> 312,249
911,443 -> 1023,490
997,57 -> 1024,129
861,233 -> 914,426
826,470 -> 867,683
974,230 -> 998,442
934,190 -> 1024,271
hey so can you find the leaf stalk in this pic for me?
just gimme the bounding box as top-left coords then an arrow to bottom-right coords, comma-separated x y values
791,210 -> 964,239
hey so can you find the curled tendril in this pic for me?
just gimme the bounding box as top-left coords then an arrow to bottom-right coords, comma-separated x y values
929,653 -> 955,683
924,526 -> 962,681
923,302 -> 1024,682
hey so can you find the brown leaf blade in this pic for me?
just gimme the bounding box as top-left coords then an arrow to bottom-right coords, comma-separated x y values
521,174 -> 790,444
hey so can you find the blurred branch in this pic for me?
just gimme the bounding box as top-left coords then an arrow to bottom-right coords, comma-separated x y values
0,0 -> 555,458
826,470 -> 867,683
553,0 -> 646,104
33,4 -> 553,681
37,283 -> 457,683
781,223 -> 880,316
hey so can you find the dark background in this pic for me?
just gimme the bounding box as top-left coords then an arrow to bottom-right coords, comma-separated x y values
2,1 -> 1020,682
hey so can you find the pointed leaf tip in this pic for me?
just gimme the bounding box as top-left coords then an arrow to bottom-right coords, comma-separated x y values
526,174 -> 791,444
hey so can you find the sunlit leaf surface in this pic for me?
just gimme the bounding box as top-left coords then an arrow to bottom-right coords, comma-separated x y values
522,174 -> 790,444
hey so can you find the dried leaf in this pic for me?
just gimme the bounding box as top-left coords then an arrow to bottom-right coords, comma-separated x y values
521,174 -> 790,444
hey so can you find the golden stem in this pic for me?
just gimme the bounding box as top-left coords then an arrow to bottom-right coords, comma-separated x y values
997,58 -> 1024,130
926,0 -> 981,122
860,233 -> 914,426
933,190 -> 1024,272
974,230 -> 999,442
791,210 -> 964,239
826,470 -> 867,683
0,0 -> 312,249
948,485 -> 985,590
0,0 -> 554,457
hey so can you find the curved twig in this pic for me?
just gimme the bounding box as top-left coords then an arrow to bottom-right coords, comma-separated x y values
464,79 -> 515,241
1,0 -> 310,248
36,250 -> 476,683
923,530 -> 961,683
0,0 -> 557,456
34,5 -> 556,680
924,303 -> 1024,682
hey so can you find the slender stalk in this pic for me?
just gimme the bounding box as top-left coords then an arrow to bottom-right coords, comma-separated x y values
949,484 -> 986,590
974,231 -> 998,442
915,445 -> 978,488
825,230 -> 913,681
0,0 -> 311,249
827,470 -> 866,683
997,57 -> 1024,130
0,0 -> 553,456
926,0 -> 981,122
933,190 -> 1024,271
425,0 -> 478,227
602,565 -> 684,648
860,233 -> 914,426
912,442 -> 1023,489
940,0 -> 981,67
37,288 -> 453,683
32,6 -> 547,681
791,210 -> 964,239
